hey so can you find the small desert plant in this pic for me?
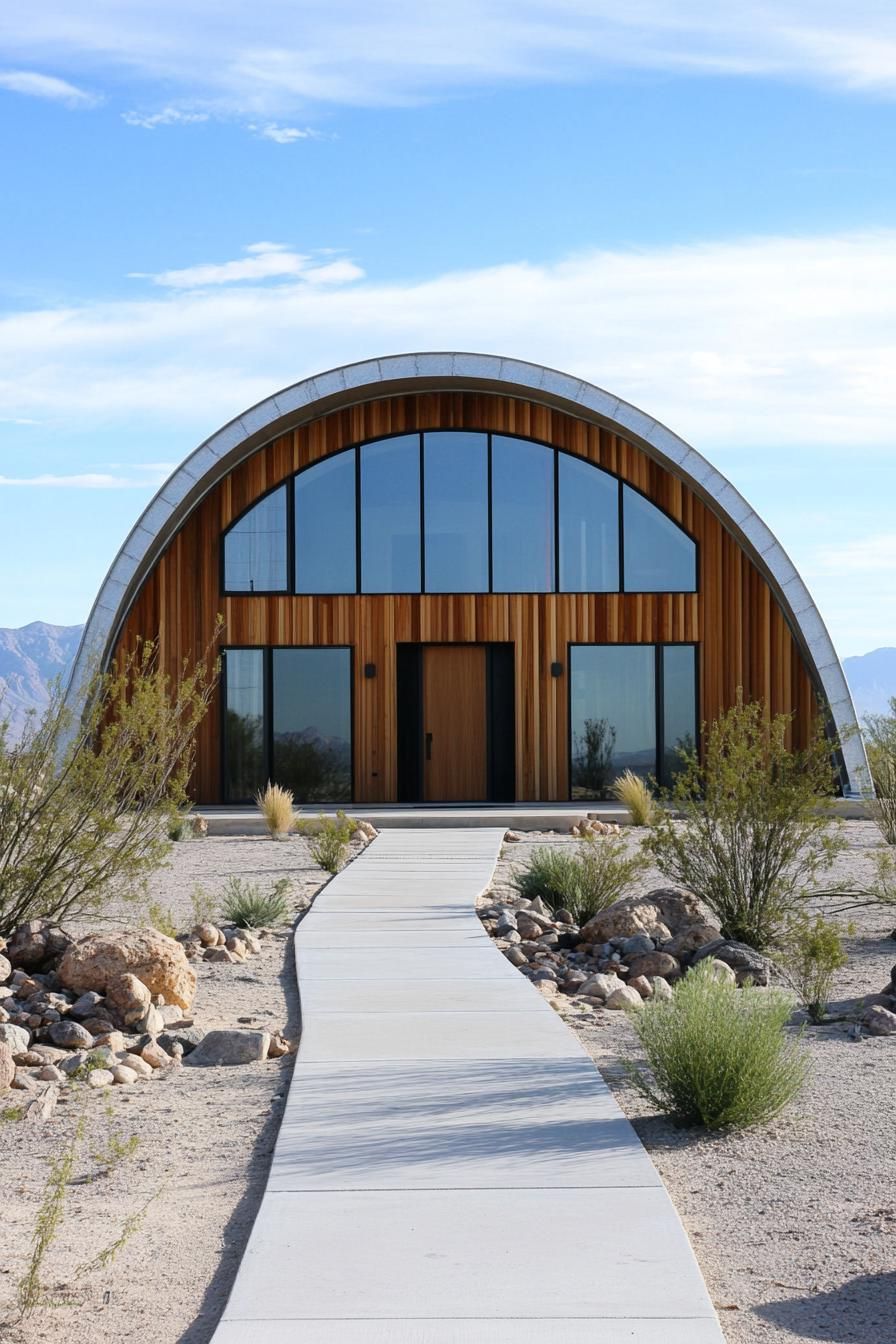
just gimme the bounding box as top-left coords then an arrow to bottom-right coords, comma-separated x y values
512,837 -> 648,923
625,959 -> 810,1130
302,810 -> 353,874
644,696 -> 844,951
2,1103 -> 23,1123
220,875 -> 291,928
612,769 -> 658,825
167,814 -> 192,841
780,913 -> 850,1024
146,900 -> 178,939
18,1115 -> 85,1315
255,781 -> 296,837
863,698 -> 896,845
190,883 -> 218,926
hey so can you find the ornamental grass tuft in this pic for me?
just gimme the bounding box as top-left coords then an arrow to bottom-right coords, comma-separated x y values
611,769 -> 658,825
255,782 -> 296,837
511,837 -> 648,924
624,958 -> 809,1130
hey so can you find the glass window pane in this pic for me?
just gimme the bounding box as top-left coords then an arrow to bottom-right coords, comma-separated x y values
623,484 -> 696,591
272,649 -> 352,802
223,649 -> 265,801
570,645 -> 656,799
223,486 -> 287,592
423,432 -> 488,592
361,436 -> 421,592
558,454 -> 619,592
491,436 -> 554,592
295,451 -> 356,594
662,645 -> 697,787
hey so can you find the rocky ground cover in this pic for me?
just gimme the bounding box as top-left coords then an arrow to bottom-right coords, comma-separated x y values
485,819 -> 896,1344
0,826 -> 371,1343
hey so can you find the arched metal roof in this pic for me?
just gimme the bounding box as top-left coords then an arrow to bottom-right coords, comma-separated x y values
69,352 -> 870,796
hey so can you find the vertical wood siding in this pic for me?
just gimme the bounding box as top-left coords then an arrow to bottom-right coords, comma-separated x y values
113,392 -> 818,802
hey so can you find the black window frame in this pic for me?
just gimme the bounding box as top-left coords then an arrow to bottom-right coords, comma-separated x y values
219,431 -> 700,598
220,644 -> 354,804
566,641 -> 700,800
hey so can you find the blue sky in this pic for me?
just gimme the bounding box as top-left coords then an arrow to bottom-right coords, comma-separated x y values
0,2 -> 895,655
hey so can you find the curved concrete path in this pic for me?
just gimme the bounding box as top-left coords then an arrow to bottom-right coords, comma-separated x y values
213,829 -> 725,1343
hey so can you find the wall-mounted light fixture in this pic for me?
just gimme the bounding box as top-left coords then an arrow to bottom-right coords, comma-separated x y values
550,661 -> 563,678
364,662 -> 377,679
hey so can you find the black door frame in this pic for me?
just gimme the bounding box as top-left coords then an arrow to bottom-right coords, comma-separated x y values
396,642 -> 515,803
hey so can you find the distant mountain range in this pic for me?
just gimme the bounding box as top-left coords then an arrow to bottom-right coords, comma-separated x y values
0,622 -> 893,741
843,648 -> 896,719
0,622 -> 84,740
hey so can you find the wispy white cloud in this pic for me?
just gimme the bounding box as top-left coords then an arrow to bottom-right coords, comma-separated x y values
129,241 -> 364,289
0,471 -> 167,488
122,106 -> 208,129
2,4 -> 896,114
0,69 -> 97,106
251,123 -> 321,143
1,230 -> 894,456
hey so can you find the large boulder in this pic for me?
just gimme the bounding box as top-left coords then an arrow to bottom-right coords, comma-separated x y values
0,1023 -> 30,1055
691,939 -> 770,987
105,973 -> 152,1026
579,888 -> 706,944
58,928 -> 197,1011
662,924 -> 723,960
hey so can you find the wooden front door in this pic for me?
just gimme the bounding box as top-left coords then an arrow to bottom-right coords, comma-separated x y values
422,645 -> 488,802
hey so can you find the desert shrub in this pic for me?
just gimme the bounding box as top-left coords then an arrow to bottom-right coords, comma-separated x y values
0,630 -> 219,936
644,696 -> 844,951
220,876 -> 291,928
255,782 -> 296,837
300,811 -> 353,874
625,959 -> 810,1130
167,814 -> 192,842
863,698 -> 896,845
146,901 -> 178,939
190,884 -> 218,926
512,837 -> 648,923
611,769 -> 658,825
780,913 -> 850,1023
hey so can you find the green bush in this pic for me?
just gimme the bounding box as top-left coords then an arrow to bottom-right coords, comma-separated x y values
780,913 -> 850,1023
512,837 -> 648,923
300,810 -> 354,874
625,959 -> 809,1130
644,696 -> 844,951
863,697 -> 896,845
167,815 -> 192,842
146,900 -> 178,939
220,876 -> 291,928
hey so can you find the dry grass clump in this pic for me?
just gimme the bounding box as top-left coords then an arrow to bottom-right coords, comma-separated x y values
611,769 -> 658,825
512,836 -> 648,923
220,876 -> 291,928
625,959 -> 809,1130
255,782 -> 296,837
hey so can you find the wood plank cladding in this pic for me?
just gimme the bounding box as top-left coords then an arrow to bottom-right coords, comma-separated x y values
113,392 -> 818,802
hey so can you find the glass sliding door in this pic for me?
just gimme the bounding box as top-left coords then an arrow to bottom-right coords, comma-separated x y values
271,648 -> 352,801
661,645 -> 697,787
570,645 -> 656,799
223,649 -> 266,801
568,643 -> 698,799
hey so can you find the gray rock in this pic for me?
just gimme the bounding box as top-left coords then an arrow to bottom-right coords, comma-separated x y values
651,976 -> 674,1001
0,1022 -> 30,1054
605,985 -> 644,1011
134,1004 -> 165,1036
0,953 -> 11,984
495,912 -> 518,935
183,1029 -> 271,1067
58,1051 -> 89,1076
691,940 -> 770,986
578,972 -> 623,1000
158,1026 -> 205,1056
626,951 -> 681,982
47,1020 -> 94,1050
864,1004 -> 896,1037
69,991 -> 105,1020
621,934 -> 655,958
503,947 -> 528,968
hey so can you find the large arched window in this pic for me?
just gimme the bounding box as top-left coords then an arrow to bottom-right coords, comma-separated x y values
222,432 -> 697,595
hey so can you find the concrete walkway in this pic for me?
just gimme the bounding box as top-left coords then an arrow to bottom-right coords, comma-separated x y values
213,829 -> 725,1343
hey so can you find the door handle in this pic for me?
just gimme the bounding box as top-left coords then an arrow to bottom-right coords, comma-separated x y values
425,732 -> 433,761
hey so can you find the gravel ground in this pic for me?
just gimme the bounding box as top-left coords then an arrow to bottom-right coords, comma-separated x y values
491,820 -> 896,1344
0,832 -> 359,1344
4,821 -> 893,1344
